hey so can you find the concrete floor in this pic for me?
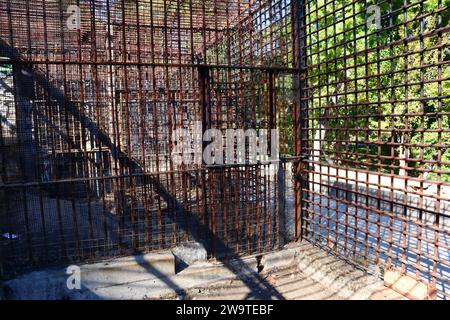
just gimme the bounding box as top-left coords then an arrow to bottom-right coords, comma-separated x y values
152,264 -> 405,300
3,242 -> 408,300
148,243 -> 407,301
154,264 -> 344,300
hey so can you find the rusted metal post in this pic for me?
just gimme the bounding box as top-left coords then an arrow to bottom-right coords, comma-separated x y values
292,0 -> 309,241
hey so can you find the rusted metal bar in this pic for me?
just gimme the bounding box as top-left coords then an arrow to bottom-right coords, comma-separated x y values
2,0 -> 447,300
301,0 -> 450,299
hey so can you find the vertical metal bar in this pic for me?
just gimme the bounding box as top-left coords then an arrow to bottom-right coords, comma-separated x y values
293,0 -> 308,240
198,64 -> 211,252
386,0 -> 395,269
432,0 -> 444,294
22,188 -> 33,263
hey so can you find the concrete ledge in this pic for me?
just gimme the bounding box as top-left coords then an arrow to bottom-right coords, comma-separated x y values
4,269 -> 73,300
261,248 -> 297,271
384,268 -> 436,300
294,242 -> 394,300
4,246 -> 300,300
4,252 -> 175,300
172,242 -> 207,266
81,252 -> 175,289
76,260 -> 250,300
90,260 -> 255,300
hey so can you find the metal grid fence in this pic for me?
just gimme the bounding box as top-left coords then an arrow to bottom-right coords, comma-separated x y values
299,0 -> 450,299
0,0 -> 297,277
0,0 -> 449,300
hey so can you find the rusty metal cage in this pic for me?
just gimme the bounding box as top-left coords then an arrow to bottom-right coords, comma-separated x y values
0,0 -> 449,300
0,0 -> 299,278
299,0 -> 450,299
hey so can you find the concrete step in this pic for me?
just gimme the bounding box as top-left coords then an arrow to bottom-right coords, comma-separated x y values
81,252 -> 175,289
294,242 -> 406,300
4,252 -> 175,300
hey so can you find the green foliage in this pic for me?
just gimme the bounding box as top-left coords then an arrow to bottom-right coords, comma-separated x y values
307,0 -> 450,181
0,64 -> 12,76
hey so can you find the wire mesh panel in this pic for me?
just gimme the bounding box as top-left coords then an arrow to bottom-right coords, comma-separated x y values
0,0 -> 298,278
300,0 -> 450,299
